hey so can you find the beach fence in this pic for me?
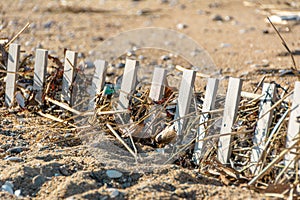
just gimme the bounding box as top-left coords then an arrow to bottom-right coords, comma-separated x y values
3,43 -> 300,185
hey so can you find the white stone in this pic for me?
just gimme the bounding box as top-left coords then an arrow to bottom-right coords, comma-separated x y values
106,170 -> 123,179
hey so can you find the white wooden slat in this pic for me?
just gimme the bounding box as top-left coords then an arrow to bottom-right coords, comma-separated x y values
175,69 -> 196,136
217,77 -> 243,164
149,67 -> 167,101
285,81 -> 300,166
117,59 -> 139,110
250,83 -> 276,174
140,67 -> 168,138
5,43 -> 20,107
33,49 -> 48,105
193,78 -> 219,164
61,50 -> 77,106
88,59 -> 107,110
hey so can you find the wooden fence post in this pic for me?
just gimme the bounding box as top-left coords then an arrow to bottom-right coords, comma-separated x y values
175,69 -> 196,138
33,49 -> 48,105
285,81 -> 300,166
217,77 -> 243,164
117,59 -> 139,122
194,78 -> 219,164
88,59 -> 107,110
250,83 -> 276,174
141,67 -> 168,138
149,67 -> 167,101
5,43 -> 20,107
61,50 -> 77,106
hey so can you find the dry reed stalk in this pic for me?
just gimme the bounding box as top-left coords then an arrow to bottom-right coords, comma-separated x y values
248,140 -> 299,186
45,96 -> 81,115
258,91 -> 292,120
274,155 -> 299,184
106,123 -> 137,161
253,108 -> 290,173
5,22 -> 30,49
175,65 -> 210,78
37,111 -> 77,128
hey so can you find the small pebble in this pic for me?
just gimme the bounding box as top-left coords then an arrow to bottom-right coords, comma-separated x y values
138,55 -> 145,60
1,184 -> 13,195
6,146 -> 29,154
220,43 -> 231,48
176,23 -> 187,30
32,175 -> 45,188
106,169 -> 123,179
107,188 -> 119,198
116,63 -> 125,68
224,15 -> 233,21
160,0 -> 168,4
43,21 -> 54,29
160,55 -> 170,61
208,2 -> 221,8
5,156 -> 24,162
211,14 -> 223,21
126,50 -> 135,57
14,189 -> 22,197
262,29 -> 269,34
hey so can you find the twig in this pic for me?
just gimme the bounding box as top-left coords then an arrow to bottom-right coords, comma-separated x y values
37,111 -> 77,128
248,140 -> 299,186
175,65 -> 210,78
258,91 -> 292,120
253,76 -> 266,93
106,123 -> 137,161
275,155 -> 299,184
5,22 -> 30,49
267,17 -> 297,71
45,96 -> 81,115
253,108 -> 290,174
84,109 -> 130,116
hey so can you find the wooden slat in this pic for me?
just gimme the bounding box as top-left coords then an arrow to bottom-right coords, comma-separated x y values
61,50 -> 77,106
89,59 -> 107,110
140,67 -> 168,138
250,83 -> 276,174
5,43 -> 20,107
175,69 -> 196,136
194,78 -> 219,164
149,67 -> 167,101
217,77 -> 243,164
33,49 -> 48,104
285,81 -> 300,166
117,59 -> 138,110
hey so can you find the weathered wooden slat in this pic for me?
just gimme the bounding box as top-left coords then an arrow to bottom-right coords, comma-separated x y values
285,81 -> 300,166
217,77 -> 243,164
88,59 -> 107,110
140,67 -> 168,138
33,49 -> 48,105
149,67 -> 167,101
117,59 -> 138,111
5,43 -> 20,107
194,78 -> 219,164
61,50 -> 77,106
250,83 -> 276,174
175,69 -> 196,136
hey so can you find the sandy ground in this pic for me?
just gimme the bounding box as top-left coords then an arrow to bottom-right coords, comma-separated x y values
0,0 -> 300,199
